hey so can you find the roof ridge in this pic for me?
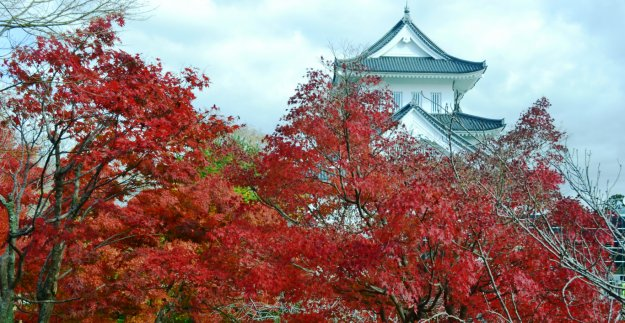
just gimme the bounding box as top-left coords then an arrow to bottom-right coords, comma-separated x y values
405,20 -> 485,65
362,19 -> 405,57
404,20 -> 449,59
392,103 -> 414,121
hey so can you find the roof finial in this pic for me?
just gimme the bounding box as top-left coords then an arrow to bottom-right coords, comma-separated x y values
403,1 -> 411,21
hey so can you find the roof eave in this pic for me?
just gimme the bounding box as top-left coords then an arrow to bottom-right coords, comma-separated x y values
454,126 -> 506,135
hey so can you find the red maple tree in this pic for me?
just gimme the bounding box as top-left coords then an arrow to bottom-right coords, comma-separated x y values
0,16 -> 235,322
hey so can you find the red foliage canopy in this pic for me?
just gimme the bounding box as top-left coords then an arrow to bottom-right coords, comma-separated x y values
0,16 -> 236,322
244,69 -> 616,321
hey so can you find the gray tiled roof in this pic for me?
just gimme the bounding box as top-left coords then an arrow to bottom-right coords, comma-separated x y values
365,18 -> 445,58
431,113 -> 505,132
361,56 -> 484,74
341,14 -> 486,74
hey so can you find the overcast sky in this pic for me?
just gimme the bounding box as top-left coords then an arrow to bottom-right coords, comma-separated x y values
119,0 -> 625,194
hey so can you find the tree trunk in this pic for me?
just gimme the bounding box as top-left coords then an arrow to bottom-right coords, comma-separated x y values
0,199 -> 18,322
0,252 -> 15,323
37,242 -> 66,323
155,303 -> 172,323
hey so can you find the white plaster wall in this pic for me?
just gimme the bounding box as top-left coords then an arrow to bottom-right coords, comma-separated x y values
383,77 -> 454,112
401,110 -> 465,153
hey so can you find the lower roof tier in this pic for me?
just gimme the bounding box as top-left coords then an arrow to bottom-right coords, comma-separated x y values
431,112 -> 505,132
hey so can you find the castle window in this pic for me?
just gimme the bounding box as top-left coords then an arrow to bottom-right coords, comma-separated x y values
431,92 -> 442,113
411,91 -> 421,107
393,91 -> 403,110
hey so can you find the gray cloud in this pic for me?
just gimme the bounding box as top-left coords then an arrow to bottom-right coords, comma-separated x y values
121,0 -> 625,194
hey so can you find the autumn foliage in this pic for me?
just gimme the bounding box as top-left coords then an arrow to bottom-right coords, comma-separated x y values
242,69 -> 616,321
0,15 -> 237,322
0,17 -> 619,323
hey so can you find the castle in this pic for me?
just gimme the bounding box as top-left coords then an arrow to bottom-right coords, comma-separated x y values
337,6 -> 504,152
